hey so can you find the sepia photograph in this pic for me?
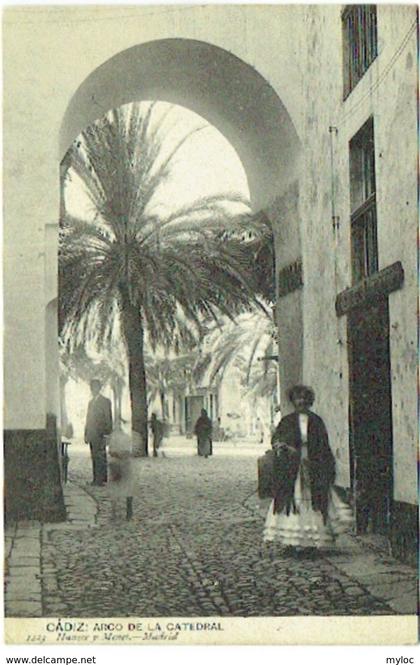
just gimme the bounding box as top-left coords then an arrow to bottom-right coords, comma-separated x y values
3,3 -> 418,646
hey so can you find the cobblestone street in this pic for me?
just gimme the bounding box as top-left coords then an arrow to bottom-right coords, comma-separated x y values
6,440 -> 417,618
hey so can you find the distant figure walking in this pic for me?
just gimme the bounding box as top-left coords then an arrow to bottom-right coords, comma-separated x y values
214,417 -> 225,442
255,417 -> 264,444
108,422 -> 134,520
61,422 -> 74,483
84,379 -> 113,486
150,413 -> 164,458
263,384 -> 352,556
194,409 -> 213,458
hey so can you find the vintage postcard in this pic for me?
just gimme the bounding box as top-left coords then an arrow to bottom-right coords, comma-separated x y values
3,3 -> 418,646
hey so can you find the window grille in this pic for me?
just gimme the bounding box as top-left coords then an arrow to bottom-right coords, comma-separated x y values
343,5 -> 378,97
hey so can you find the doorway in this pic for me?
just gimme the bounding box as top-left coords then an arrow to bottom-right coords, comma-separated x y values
347,298 -> 393,535
185,395 -> 205,436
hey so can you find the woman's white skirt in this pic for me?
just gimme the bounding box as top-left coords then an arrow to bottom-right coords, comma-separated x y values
263,465 -> 353,548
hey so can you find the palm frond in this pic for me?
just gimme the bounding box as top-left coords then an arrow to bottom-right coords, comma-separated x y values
59,101 -> 277,422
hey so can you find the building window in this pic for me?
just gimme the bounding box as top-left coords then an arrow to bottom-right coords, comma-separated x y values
342,5 -> 378,97
349,117 -> 378,284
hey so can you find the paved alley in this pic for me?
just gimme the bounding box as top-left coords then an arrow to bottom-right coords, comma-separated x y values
6,439 -> 416,618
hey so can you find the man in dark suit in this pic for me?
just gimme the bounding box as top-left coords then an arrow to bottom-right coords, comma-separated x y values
84,379 -> 113,485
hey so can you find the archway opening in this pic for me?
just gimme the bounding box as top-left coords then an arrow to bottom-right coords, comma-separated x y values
58,38 -> 303,460
60,38 -> 300,212
61,100 -> 279,451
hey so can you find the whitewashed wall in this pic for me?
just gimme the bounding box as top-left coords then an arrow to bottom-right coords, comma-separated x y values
299,5 -> 417,502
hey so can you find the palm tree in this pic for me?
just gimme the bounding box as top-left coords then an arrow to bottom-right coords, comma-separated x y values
145,353 -> 182,418
199,308 -> 278,398
144,348 -> 208,422
59,103 -> 264,456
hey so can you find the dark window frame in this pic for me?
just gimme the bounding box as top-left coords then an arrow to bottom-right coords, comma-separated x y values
349,117 -> 379,284
342,5 -> 378,99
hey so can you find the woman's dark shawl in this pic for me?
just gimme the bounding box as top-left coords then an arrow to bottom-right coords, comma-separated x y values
271,411 -> 336,523
194,415 -> 212,437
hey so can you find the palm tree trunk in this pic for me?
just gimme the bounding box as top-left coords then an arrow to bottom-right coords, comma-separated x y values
120,292 -> 149,456
160,391 -> 166,420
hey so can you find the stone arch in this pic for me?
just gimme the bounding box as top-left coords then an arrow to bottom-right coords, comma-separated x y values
60,38 -> 303,407
61,38 -> 300,210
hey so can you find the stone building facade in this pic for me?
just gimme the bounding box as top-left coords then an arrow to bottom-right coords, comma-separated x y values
296,5 -> 417,562
4,5 -> 417,560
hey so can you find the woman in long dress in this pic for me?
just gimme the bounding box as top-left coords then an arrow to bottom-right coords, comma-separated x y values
263,384 -> 352,555
194,409 -> 213,458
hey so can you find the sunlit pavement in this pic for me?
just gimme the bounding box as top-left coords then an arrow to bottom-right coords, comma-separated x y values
5,438 -> 417,618
161,434 -> 267,457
